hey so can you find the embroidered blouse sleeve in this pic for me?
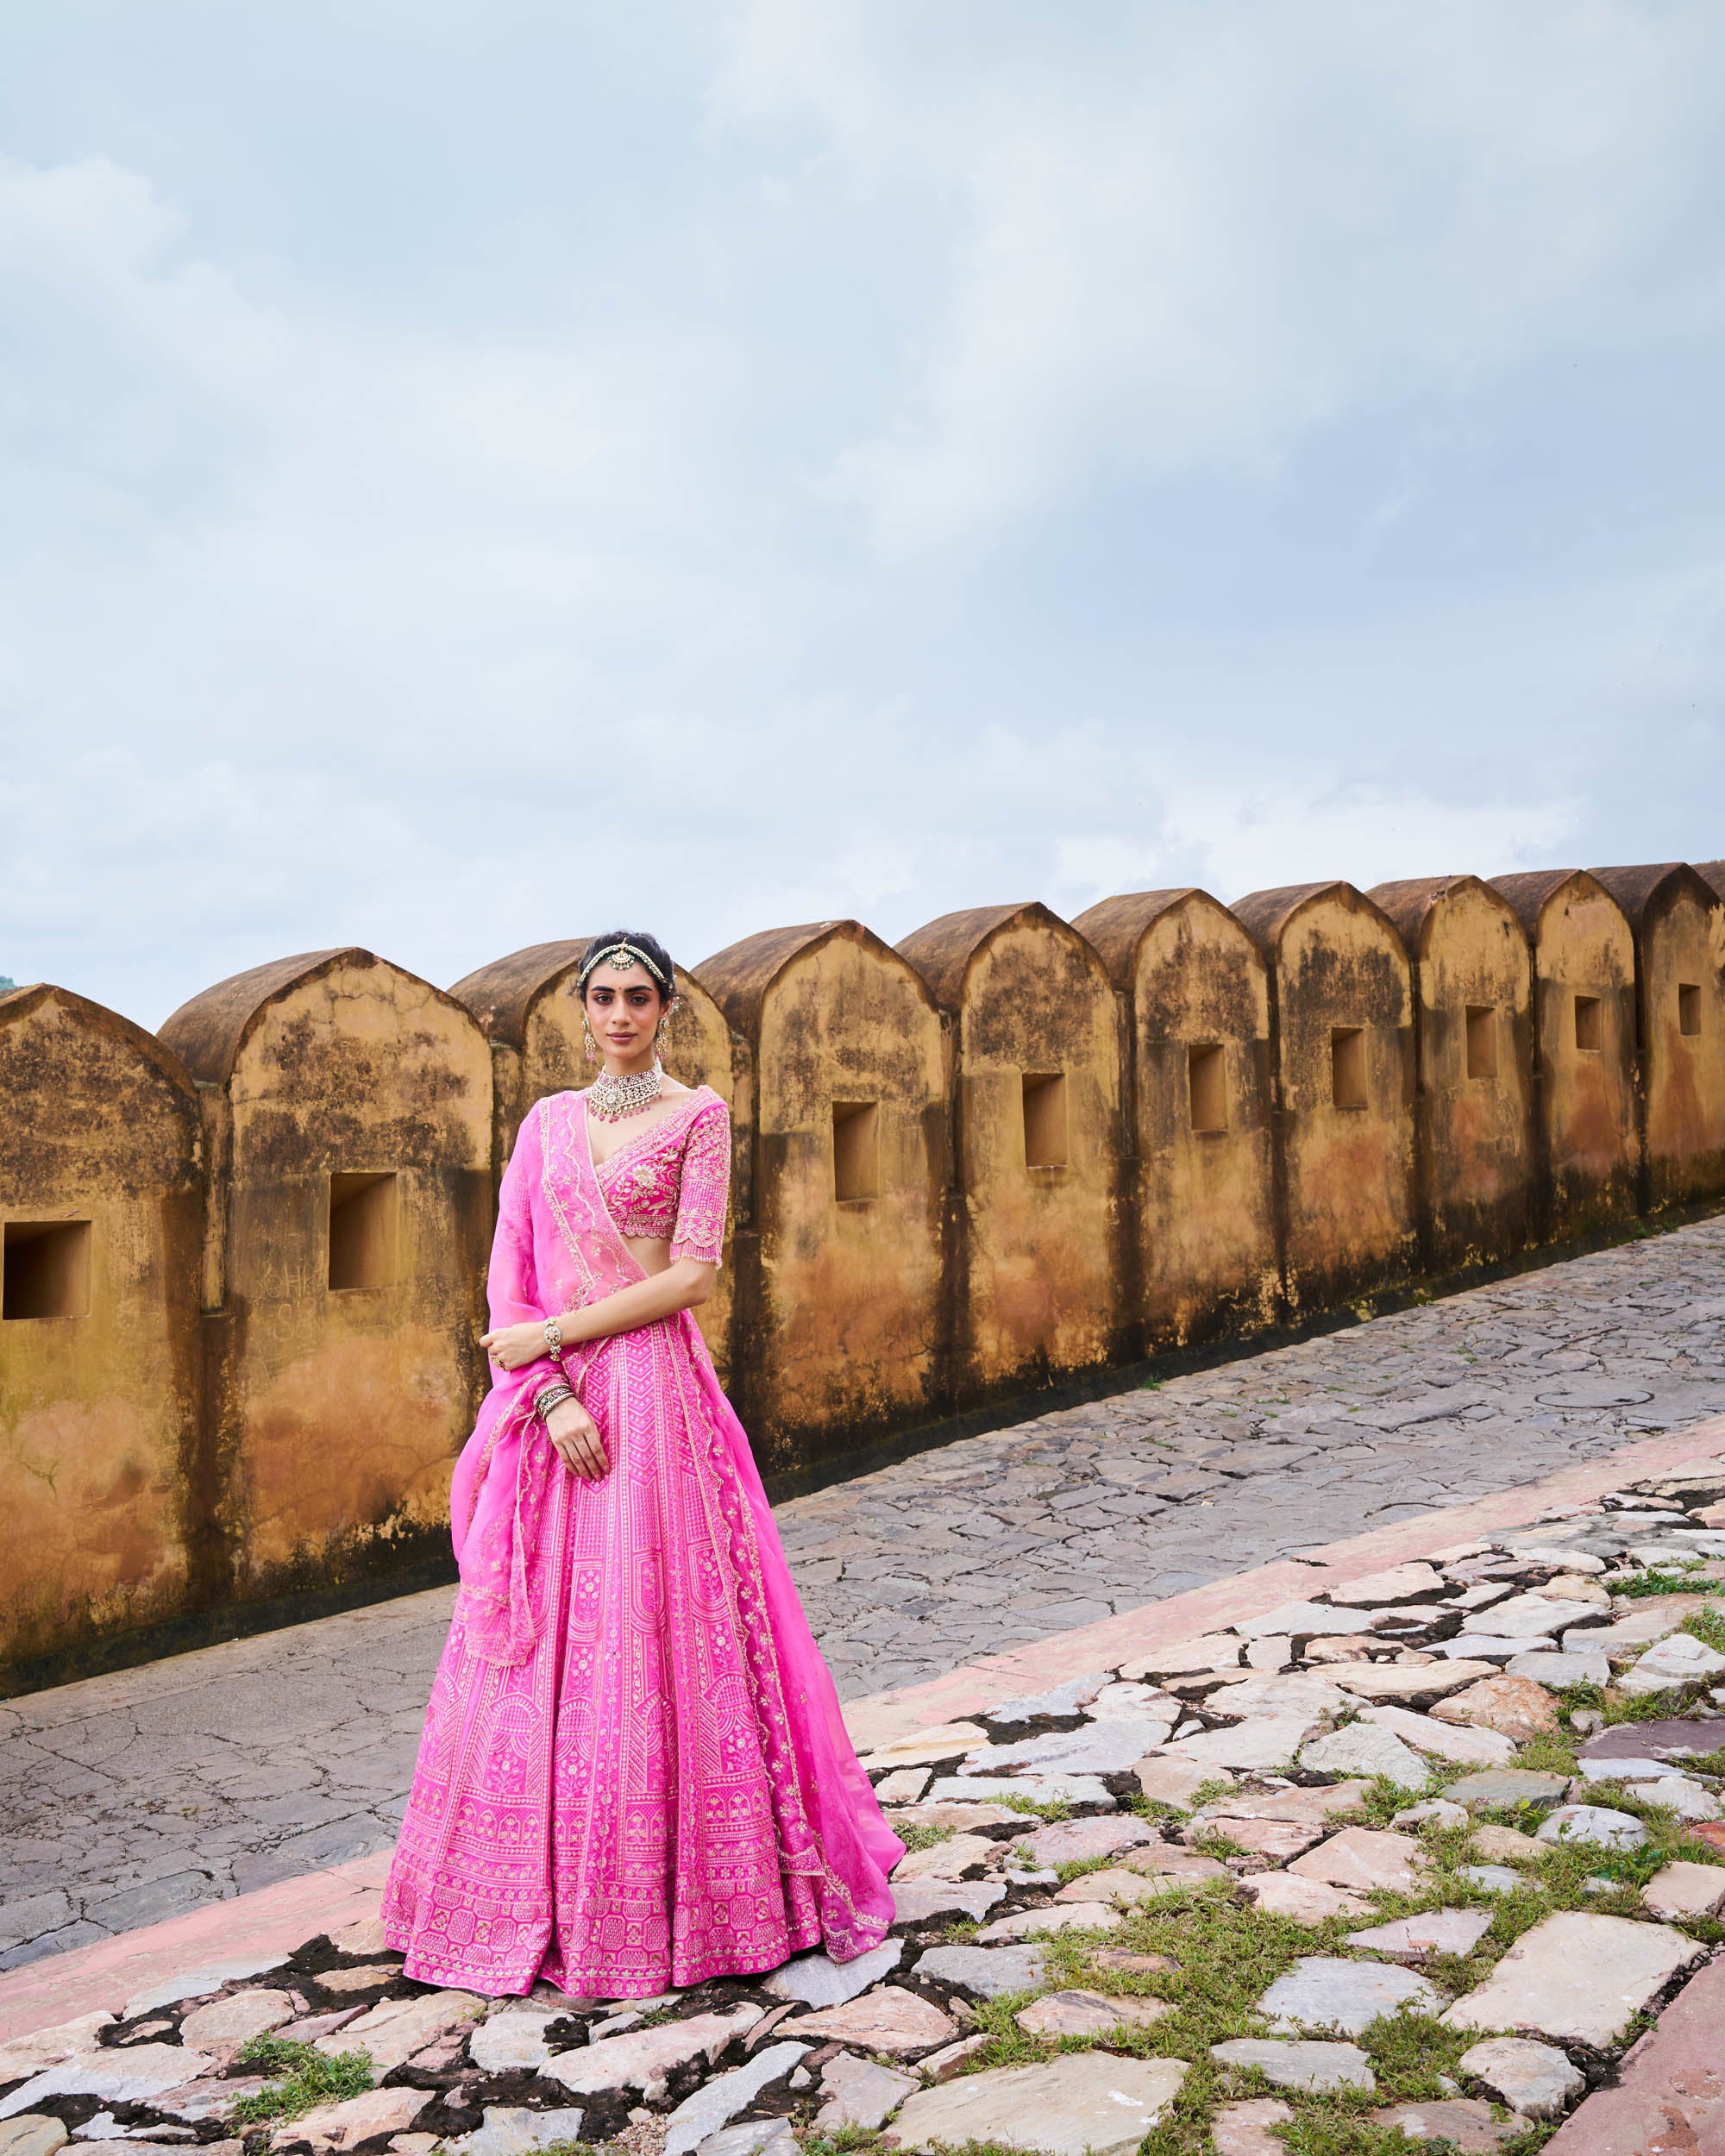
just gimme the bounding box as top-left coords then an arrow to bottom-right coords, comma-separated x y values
671,1098 -> 731,1266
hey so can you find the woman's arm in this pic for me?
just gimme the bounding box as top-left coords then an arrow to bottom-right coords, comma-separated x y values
482,1257 -> 715,1372
558,1257 -> 715,1342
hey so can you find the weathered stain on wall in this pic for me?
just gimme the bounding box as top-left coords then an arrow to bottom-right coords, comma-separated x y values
7,855 -> 1725,1685
1590,864 -> 1725,1212
448,941 -> 753,1383
897,904 -> 1126,1400
1491,870 -> 1640,1233
1370,876 -> 1537,1274
1233,882 -> 1417,1313
1075,889 -> 1280,1349
0,988 -> 204,1669
697,920 -> 947,1474
159,950 -> 494,1602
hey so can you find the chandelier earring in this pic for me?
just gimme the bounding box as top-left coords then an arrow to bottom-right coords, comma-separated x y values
582,1018 -> 600,1063
655,995 -> 681,1050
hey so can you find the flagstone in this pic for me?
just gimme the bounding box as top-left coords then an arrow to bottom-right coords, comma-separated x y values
313,1990 -> 485,2072
812,2053 -> 919,2133
976,1902 -> 1121,1941
1332,1660 -> 1498,1704
925,1775 -> 1114,1808
1297,1724 -> 1427,1790
1210,2038 -> 1376,2092
913,1943 -> 1048,1998
1020,1815 -> 1157,1866
541,2003 -> 765,2100
1505,1647 -> 1610,1688
1370,2097 -> 1526,2150
1535,1804 -> 1647,1852
872,1769 -> 930,1804
1132,1755 -> 1232,1810
1455,2035 -> 1584,2120
1192,1781 -> 1369,1827
790,1986 -> 957,2056
885,2053 -> 1187,2156
1185,1815 -> 1325,1860
468,2002 -> 568,2073
1233,1603 -> 1376,1642
1480,1595 -> 1606,1639
445,2107 -> 589,2156
662,2042 -> 810,2156
1430,1677 -> 1560,1742
1327,1563 -> 1448,1606
1356,1707 -> 1514,1768
1209,2099 -> 1294,2155
1244,1875 -> 1371,1924
1255,1957 -> 1440,2037
0,2015 -> 115,2086
985,1673 -> 1113,1721
1346,1909 -> 1495,1960
1170,1715 -> 1329,1773
1440,1909 -> 1703,2048
0,2125 -> 68,2156
963,1718 -> 1178,1778
1119,1634 -> 1243,1681
763,1940 -> 901,2006
882,1801 -> 1022,1829
1286,1827 -> 1425,1895
1458,1865 -> 1528,1896
915,2033 -> 990,2083
1013,1990 -> 1172,2037
1580,1714 -> 1725,1761
1394,1799 -> 1471,1828
0,2049 -> 217,2121
272,2087 -> 430,2153
1641,1860 -> 1725,1918
888,1877 -> 1007,1924
891,1832 -> 996,1881
1120,1846 -> 1230,1883
1471,1823 -> 1541,1860
179,1989 -> 298,2046
1440,1769 -> 1569,1813
1054,1865 -> 1207,1908
858,1722 -> 989,1768
1617,1631 -> 1725,1695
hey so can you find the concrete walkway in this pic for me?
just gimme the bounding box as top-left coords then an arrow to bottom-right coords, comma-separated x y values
3,1213 -> 1722,1978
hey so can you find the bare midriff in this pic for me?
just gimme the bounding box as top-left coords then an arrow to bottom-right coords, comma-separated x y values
624,1234 -> 675,1277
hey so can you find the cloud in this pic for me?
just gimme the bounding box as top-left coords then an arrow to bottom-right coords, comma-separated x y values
718,1 -> 1725,551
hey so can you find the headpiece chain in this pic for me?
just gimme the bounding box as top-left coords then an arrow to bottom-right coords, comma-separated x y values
576,938 -> 671,991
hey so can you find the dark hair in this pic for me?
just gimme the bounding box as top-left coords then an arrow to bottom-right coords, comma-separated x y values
576,929 -> 676,1002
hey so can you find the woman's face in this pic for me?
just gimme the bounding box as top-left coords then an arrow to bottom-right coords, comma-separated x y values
583,961 -> 667,1067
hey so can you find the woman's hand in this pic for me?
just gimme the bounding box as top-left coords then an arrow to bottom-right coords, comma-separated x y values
480,1321 -> 548,1371
543,1396 -> 609,1482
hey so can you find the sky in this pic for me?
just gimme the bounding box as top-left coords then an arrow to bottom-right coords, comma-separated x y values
3,1 -> 1723,1030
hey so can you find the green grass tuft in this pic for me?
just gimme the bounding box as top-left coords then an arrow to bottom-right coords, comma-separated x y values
231,2037 -> 373,2122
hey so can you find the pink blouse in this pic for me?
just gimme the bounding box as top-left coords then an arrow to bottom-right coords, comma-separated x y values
592,1087 -> 731,1265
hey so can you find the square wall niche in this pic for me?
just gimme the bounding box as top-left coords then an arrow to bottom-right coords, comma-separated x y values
1678,983 -> 1702,1037
1465,1005 -> 1498,1081
3,1219 -> 92,1319
831,1101 -> 880,1203
1573,994 -> 1603,1052
1330,1026 -> 1368,1110
1021,1072 -> 1069,1169
329,1172 -> 399,1292
1187,1044 -> 1227,1134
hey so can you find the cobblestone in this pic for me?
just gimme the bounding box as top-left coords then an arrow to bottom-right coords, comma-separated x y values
2,1215 -> 1723,1976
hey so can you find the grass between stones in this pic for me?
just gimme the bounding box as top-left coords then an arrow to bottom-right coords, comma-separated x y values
898,1821 -> 957,1853
1615,1569 -> 1725,1600
229,2034 -> 373,2122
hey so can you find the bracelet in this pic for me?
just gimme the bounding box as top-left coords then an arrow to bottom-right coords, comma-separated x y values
535,1384 -> 575,1419
543,1318 -> 563,1357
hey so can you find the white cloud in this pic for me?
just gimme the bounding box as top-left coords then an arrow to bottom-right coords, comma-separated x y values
718,2 -> 1725,550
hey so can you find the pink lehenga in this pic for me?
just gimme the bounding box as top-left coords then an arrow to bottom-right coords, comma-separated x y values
381,1086 -> 903,1996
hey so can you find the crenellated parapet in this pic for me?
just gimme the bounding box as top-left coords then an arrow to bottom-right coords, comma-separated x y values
3,856 -> 1723,1683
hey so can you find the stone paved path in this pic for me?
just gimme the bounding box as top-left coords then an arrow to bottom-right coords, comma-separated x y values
3,1214 -> 1722,1975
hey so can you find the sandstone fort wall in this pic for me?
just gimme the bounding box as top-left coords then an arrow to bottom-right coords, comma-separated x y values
3,857 -> 1722,1684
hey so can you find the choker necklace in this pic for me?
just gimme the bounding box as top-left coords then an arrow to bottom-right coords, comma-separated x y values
589,1060 -> 665,1122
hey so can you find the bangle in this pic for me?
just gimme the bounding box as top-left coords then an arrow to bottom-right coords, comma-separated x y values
543,1318 -> 563,1357
536,1383 -> 574,1418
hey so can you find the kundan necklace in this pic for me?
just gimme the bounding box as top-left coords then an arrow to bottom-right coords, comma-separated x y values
589,1060 -> 665,1122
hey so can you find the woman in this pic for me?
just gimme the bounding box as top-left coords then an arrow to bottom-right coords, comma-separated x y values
382,931 -> 903,1997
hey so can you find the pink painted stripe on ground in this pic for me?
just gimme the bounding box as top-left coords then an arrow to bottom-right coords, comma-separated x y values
0,1853 -> 390,2041
1541,1952 -> 1725,2152
839,1414 -> 1725,1751
2,1413 -> 1722,2044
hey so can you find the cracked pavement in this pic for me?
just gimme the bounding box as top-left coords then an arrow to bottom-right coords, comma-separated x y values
3,1213 -> 1722,1976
